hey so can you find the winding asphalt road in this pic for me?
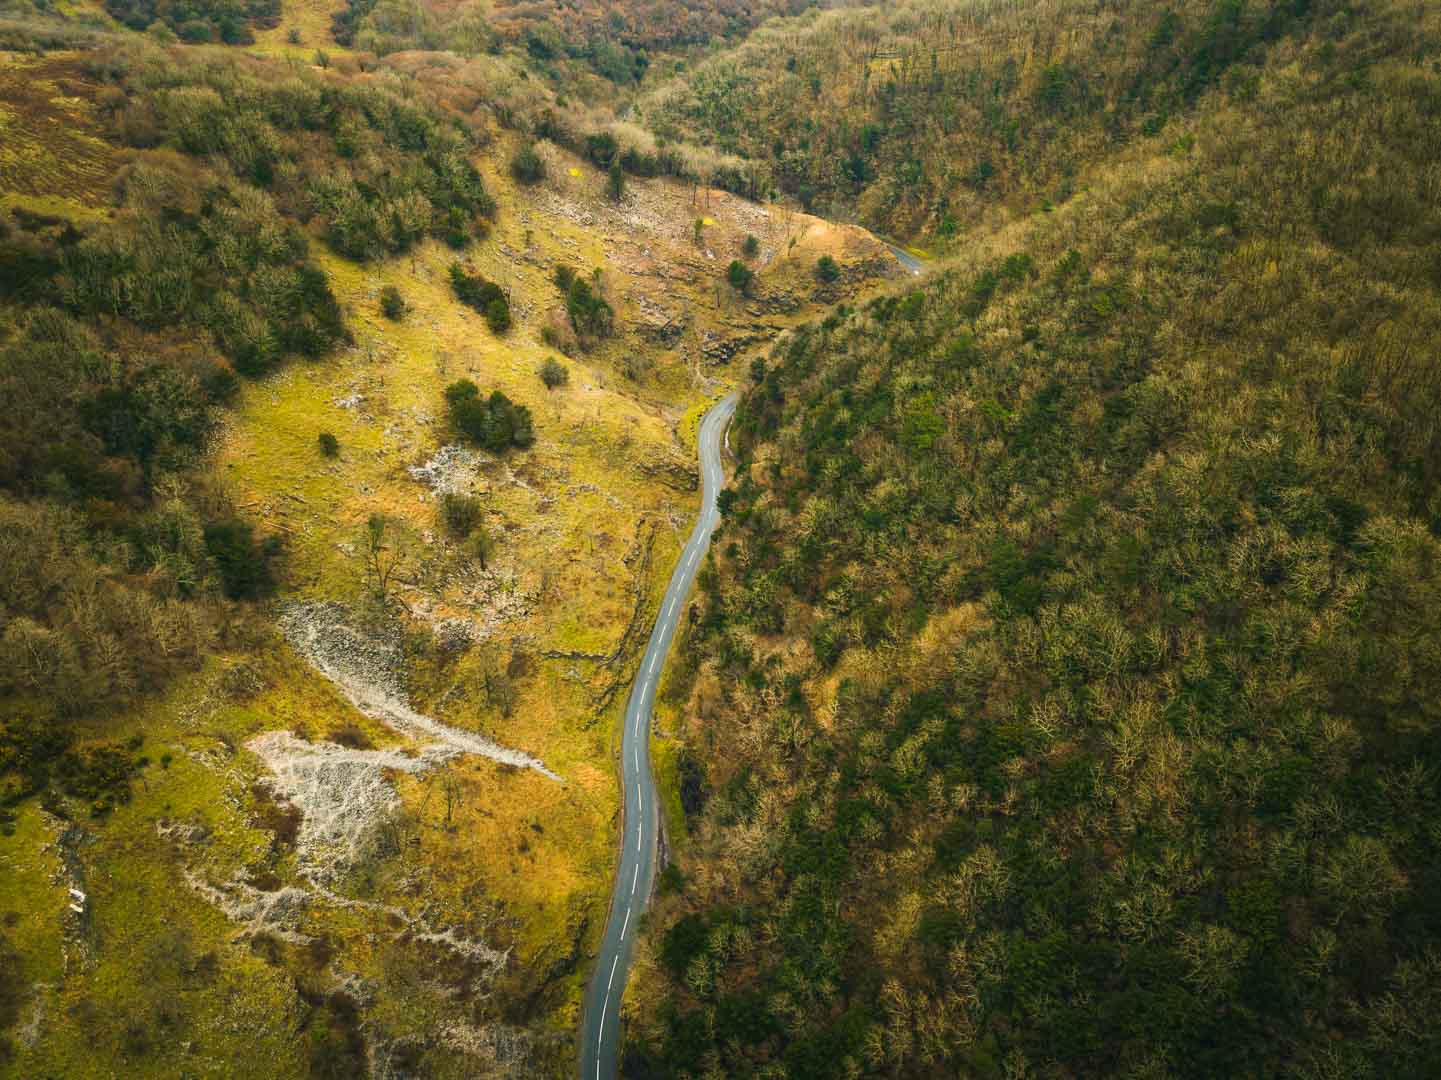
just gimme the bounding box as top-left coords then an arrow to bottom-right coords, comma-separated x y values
580,392 -> 738,1080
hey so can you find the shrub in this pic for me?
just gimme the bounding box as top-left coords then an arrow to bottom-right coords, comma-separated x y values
742,234 -> 760,258
726,259 -> 755,295
607,160 -> 626,202
439,492 -> 483,538
443,380 -> 534,452
539,358 -> 569,389
317,432 -> 339,457
554,266 -> 614,342
585,131 -> 618,167
379,286 -> 406,321
203,520 -> 278,600
449,264 -> 511,335
814,255 -> 841,283
511,144 -> 546,185
484,296 -> 511,335
107,0 -> 275,45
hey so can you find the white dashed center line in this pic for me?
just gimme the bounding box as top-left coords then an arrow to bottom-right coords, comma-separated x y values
587,398 -> 735,1080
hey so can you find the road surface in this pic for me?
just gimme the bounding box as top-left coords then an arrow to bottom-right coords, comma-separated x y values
887,243 -> 924,275
579,393 -> 738,1080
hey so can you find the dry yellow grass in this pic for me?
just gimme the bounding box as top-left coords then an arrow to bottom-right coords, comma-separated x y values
248,0 -> 348,56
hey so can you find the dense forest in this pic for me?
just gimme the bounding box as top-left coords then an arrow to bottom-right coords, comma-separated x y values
330,0 -> 827,80
635,0 -> 1441,1075
641,0 -> 1334,242
104,0 -> 281,45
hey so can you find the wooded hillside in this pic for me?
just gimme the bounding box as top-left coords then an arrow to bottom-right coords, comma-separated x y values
635,1 -> 1441,1075
642,0 -> 1333,242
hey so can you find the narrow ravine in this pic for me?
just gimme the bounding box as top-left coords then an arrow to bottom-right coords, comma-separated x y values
580,394 -> 738,1080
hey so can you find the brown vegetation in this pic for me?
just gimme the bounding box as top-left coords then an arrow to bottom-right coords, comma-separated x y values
634,1 -> 1441,1076
642,0 -> 1328,242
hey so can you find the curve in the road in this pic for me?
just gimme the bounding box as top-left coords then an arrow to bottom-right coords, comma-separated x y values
887,242 -> 925,276
580,392 -> 738,1080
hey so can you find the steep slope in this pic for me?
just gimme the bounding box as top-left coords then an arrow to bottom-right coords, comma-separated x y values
640,0 -> 1326,243
632,2 -> 1441,1076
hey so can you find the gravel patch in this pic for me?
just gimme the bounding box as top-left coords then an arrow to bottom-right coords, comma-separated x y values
407,444 -> 488,495
248,603 -> 560,880
276,602 -> 559,781
247,730 -> 441,883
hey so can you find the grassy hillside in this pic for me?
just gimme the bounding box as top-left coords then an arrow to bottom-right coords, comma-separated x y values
640,0 -> 1329,243
0,11 -> 903,1074
633,1 -> 1441,1076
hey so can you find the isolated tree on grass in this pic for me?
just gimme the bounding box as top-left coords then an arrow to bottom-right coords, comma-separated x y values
379,286 -> 406,321
362,513 -> 409,605
726,259 -> 755,296
539,357 -> 569,389
470,524 -> 496,570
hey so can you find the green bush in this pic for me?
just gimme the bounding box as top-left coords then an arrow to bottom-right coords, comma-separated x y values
449,264 -> 511,335
443,380 -> 534,452
438,492 -> 483,538
510,144 -> 547,185
554,266 -> 614,342
484,296 -> 511,335
203,519 -> 279,600
106,0 -> 277,45
814,255 -> 840,283
726,259 -> 755,295
539,358 -> 569,389
379,286 -> 407,321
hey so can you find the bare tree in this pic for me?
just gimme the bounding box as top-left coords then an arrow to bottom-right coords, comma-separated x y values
362,513 -> 410,604
441,771 -> 463,828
